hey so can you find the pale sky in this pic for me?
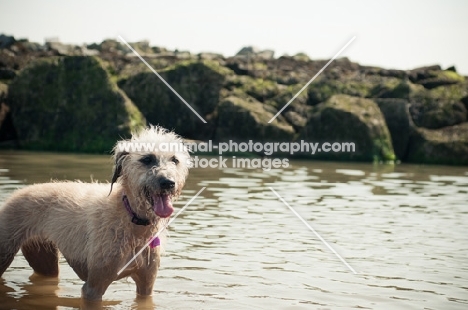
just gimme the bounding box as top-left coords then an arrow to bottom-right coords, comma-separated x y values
1,0 -> 468,74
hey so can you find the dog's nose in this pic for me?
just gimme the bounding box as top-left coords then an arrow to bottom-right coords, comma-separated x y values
160,179 -> 175,190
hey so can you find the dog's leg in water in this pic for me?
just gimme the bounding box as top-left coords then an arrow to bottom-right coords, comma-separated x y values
0,217 -> 27,276
0,251 -> 17,277
21,239 -> 59,277
131,247 -> 160,296
81,263 -> 118,301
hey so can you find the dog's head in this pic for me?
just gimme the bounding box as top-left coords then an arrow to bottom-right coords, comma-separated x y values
110,126 -> 191,219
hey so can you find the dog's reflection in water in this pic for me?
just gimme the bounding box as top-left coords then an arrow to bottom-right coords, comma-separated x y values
0,273 -> 158,309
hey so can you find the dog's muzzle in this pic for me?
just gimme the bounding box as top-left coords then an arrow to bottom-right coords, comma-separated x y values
148,178 -> 176,218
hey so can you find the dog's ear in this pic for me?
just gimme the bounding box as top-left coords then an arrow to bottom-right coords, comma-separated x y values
109,151 -> 129,195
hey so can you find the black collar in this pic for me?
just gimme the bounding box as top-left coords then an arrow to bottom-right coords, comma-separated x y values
122,195 -> 150,226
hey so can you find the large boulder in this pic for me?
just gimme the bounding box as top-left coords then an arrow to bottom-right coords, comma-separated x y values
406,123 -> 468,165
215,96 -> 295,142
298,95 -> 395,161
119,60 -> 231,140
7,56 -> 145,152
375,98 -> 414,160
409,84 -> 468,129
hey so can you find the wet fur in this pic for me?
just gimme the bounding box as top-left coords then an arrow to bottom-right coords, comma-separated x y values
0,126 -> 190,300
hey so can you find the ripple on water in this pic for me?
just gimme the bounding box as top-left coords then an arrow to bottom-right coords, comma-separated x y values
0,154 -> 467,309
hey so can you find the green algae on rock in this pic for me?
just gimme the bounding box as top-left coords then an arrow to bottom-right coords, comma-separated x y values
216,96 -> 295,142
299,94 -> 395,162
406,123 -> 468,165
7,56 -> 145,152
119,60 -> 230,140
375,98 -> 414,161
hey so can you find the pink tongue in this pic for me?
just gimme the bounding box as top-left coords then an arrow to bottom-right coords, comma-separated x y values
153,194 -> 174,218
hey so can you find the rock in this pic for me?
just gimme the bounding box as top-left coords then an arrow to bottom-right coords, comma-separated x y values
409,84 -> 468,129
409,66 -> 465,89
256,49 -> 274,59
406,123 -> 468,165
421,71 -> 464,89
119,60 -> 231,140
307,79 -> 374,105
0,103 -> 17,143
264,84 -> 310,127
80,46 -> 100,56
410,100 -> 466,129
0,34 -> 16,49
226,75 -> 280,103
198,52 -> 224,60
298,95 -> 395,161
46,41 -> 74,55
215,96 -> 295,142
375,98 -> 413,160
0,83 -> 9,137
0,68 -> 16,79
152,46 -> 167,54
292,52 -> 310,62
0,82 -> 7,101
0,83 -> 16,143
409,65 -> 442,79
235,46 -> 260,57
97,39 -> 131,55
7,56 -> 145,152
235,46 -> 274,59
284,110 -> 307,130
377,69 -> 407,79
129,40 -> 152,54
446,65 -> 457,72
371,79 -> 411,99
461,95 -> 468,111
174,50 -> 191,59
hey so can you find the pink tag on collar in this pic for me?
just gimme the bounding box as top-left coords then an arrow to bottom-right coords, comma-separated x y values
150,237 -> 160,248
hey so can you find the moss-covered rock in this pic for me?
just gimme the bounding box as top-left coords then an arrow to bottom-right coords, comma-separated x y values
215,96 -> 295,142
409,68 -> 465,89
370,79 -> 411,99
406,123 -> 468,165
307,79 -> 374,105
119,60 -> 231,140
7,56 -> 145,152
225,75 -> 280,103
375,98 -> 413,160
298,95 -> 395,162
262,84 -> 311,131
409,84 -> 468,129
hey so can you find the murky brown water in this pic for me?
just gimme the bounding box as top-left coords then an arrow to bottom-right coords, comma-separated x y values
0,151 -> 467,309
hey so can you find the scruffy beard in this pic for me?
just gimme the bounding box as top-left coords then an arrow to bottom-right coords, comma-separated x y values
135,185 -> 175,219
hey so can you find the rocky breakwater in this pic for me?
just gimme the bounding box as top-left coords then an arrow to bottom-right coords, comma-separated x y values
0,34 -> 467,164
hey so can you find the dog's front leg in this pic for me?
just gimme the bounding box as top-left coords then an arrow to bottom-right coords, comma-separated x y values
131,247 -> 160,296
81,263 -> 118,301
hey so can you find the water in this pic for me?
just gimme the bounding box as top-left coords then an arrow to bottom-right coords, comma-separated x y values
0,151 -> 467,309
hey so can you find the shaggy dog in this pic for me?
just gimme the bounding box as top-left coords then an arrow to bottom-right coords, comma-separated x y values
0,126 -> 190,300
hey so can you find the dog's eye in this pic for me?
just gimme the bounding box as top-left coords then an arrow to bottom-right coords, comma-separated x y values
171,156 -> 179,165
139,155 -> 156,165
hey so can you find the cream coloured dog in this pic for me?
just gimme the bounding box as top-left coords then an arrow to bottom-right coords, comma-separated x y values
0,126 -> 190,300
